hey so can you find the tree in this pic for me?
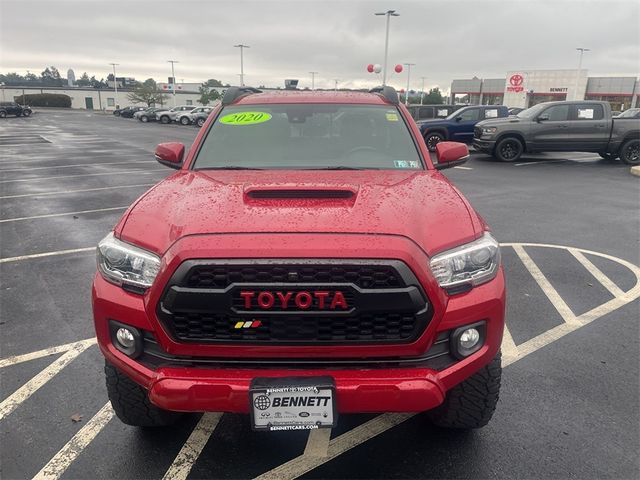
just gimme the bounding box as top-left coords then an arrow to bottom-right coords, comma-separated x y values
77,72 -> 91,87
41,66 -> 63,86
0,72 -> 25,85
126,78 -> 168,106
422,88 -> 444,105
203,78 -> 223,87
199,81 -> 222,105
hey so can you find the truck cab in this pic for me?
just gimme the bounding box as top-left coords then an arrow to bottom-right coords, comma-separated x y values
419,105 -> 509,151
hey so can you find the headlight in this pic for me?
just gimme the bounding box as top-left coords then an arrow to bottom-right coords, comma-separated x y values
482,127 -> 497,135
96,232 -> 161,290
429,232 -> 501,290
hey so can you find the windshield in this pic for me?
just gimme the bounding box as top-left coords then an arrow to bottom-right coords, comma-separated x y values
618,108 -> 639,118
517,104 -> 547,119
193,104 -> 423,170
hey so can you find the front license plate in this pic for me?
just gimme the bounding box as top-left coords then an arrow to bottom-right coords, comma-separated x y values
250,376 -> 337,431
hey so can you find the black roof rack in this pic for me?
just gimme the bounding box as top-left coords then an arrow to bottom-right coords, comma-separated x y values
369,86 -> 399,105
222,86 -> 262,106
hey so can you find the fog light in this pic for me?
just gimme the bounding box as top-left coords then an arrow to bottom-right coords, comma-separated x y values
116,327 -> 135,349
459,328 -> 480,349
451,321 -> 486,359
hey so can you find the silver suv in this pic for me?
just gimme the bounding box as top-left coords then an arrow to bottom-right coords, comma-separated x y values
176,106 -> 213,126
157,105 -> 197,124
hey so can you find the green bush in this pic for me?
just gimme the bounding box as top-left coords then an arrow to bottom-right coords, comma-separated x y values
14,93 -> 72,108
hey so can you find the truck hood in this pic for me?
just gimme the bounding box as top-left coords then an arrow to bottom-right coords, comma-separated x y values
118,170 -> 478,257
476,117 -> 527,127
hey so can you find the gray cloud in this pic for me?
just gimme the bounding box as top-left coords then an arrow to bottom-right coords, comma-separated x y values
1,0 -> 638,93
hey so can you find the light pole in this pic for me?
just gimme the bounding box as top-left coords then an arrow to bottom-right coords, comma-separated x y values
334,79 -> 339,92
234,44 -> 250,86
574,48 -> 590,100
420,76 -> 427,105
404,63 -> 415,105
167,60 -> 179,106
375,10 -> 399,86
109,63 -> 119,108
309,71 -> 318,90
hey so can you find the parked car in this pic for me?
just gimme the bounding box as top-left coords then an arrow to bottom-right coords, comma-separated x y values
419,105 -> 510,151
508,107 -> 525,116
618,108 -> 640,119
135,107 -> 169,123
176,106 -> 213,126
113,106 -> 145,118
407,104 -> 464,121
0,102 -> 32,118
473,101 -> 640,164
93,85 -> 505,431
157,105 -> 198,124
191,107 -> 216,127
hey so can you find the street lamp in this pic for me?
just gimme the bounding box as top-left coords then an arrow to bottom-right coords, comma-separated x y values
374,10 -> 400,86
574,48 -> 590,100
109,63 -> 119,108
167,60 -> 179,106
404,63 -> 415,105
309,71 -> 318,90
334,79 -> 339,92
420,76 -> 427,105
234,44 -> 250,86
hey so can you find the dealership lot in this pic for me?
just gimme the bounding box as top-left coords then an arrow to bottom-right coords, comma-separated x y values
1,110 -> 638,479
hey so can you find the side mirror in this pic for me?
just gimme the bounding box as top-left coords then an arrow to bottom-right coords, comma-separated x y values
537,114 -> 549,122
434,141 -> 470,170
455,116 -> 462,122
155,142 -> 185,169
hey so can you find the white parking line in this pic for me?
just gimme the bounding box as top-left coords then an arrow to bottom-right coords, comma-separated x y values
162,413 -> 223,480
0,160 -> 155,172
514,160 -> 567,166
0,206 -> 127,223
0,183 -> 155,200
0,247 -> 95,264
32,402 -> 115,480
569,248 -> 627,299
303,428 -> 332,457
0,340 -> 94,421
0,169 -> 162,184
0,338 -> 96,369
0,153 -> 147,165
453,166 -> 473,170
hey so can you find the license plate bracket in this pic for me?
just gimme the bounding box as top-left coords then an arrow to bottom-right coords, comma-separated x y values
250,376 -> 337,431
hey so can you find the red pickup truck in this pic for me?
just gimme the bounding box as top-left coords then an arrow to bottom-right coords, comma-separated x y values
93,86 -> 505,431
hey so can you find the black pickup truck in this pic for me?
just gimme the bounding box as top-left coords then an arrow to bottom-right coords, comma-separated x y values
473,101 -> 640,165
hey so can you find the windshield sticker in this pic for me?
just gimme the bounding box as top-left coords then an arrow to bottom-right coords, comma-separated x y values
394,160 -> 419,169
386,112 -> 399,122
220,112 -> 272,125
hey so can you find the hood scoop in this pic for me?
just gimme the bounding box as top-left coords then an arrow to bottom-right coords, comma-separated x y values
246,188 -> 355,199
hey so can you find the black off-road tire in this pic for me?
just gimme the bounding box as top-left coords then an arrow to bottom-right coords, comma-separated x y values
427,352 -> 501,429
494,137 -> 523,162
105,362 -> 182,427
424,132 -> 445,152
619,139 -> 640,165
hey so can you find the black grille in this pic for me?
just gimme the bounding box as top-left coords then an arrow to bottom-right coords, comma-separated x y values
158,260 -> 431,345
474,127 -> 482,138
171,312 -> 418,342
185,264 -> 404,289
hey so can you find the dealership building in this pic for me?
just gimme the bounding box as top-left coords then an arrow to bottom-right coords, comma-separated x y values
451,70 -> 639,111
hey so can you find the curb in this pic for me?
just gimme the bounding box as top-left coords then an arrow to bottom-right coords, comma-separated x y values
631,166 -> 640,177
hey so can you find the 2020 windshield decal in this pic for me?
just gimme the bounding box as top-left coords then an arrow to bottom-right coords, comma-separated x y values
220,112 -> 272,125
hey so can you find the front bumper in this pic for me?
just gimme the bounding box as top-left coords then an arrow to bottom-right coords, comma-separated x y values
93,233 -> 505,414
472,138 -> 496,152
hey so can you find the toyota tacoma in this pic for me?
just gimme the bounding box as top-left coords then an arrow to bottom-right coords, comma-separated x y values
93,86 -> 506,431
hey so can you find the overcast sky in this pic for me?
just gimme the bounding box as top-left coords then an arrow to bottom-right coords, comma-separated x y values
1,0 -> 639,93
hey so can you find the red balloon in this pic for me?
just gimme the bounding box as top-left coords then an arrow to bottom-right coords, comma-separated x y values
400,88 -> 405,93
394,64 -> 403,73
367,64 -> 374,73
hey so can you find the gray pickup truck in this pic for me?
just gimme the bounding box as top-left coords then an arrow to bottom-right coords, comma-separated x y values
473,101 -> 640,165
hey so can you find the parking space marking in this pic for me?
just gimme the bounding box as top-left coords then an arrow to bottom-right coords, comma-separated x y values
303,427 -> 332,457
32,402 -> 114,480
0,206 -> 127,223
500,327 -> 519,364
569,248 -> 627,299
453,166 -> 473,170
0,247 -> 95,264
0,338 -> 96,369
0,160 -> 156,172
0,169 -> 163,184
162,413 -> 222,480
0,340 -> 95,421
512,244 -> 579,325
0,153 -> 148,165
514,160 -> 567,167
0,183 -> 155,200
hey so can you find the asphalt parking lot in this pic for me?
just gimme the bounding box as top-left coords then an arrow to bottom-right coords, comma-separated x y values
1,110 -> 638,480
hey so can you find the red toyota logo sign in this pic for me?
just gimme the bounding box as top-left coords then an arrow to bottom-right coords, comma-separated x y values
509,74 -> 524,87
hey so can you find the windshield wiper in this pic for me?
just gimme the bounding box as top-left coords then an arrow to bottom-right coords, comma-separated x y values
200,166 -> 264,170
311,166 -> 371,170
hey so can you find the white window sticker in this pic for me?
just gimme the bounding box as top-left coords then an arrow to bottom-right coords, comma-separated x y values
578,108 -> 594,119
437,109 -> 448,117
485,109 -> 498,118
394,160 -> 420,169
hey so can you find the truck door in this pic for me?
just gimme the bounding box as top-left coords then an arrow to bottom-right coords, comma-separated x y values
450,107 -> 480,143
530,104 -> 570,150
565,104 -> 609,152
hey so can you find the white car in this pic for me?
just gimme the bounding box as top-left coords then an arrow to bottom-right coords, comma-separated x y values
157,105 -> 198,124
177,106 -> 213,126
